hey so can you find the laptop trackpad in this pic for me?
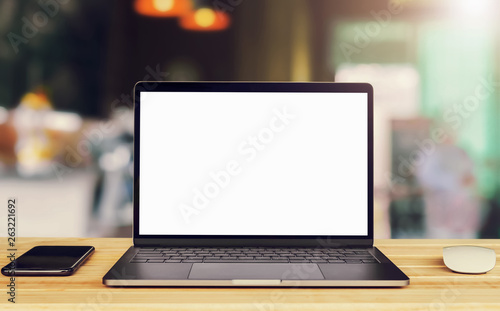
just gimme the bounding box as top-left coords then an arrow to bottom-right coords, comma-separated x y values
188,263 -> 325,280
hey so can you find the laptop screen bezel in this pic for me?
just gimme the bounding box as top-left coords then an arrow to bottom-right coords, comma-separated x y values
133,82 -> 374,247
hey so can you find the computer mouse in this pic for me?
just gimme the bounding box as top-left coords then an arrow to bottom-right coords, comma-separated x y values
443,245 -> 496,274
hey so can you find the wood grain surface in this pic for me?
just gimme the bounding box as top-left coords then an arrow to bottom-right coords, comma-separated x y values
1,238 -> 499,310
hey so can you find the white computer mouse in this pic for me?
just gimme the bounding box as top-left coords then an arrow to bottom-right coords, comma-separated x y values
443,245 -> 496,274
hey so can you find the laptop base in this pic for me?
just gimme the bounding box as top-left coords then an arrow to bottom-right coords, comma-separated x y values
103,246 -> 409,287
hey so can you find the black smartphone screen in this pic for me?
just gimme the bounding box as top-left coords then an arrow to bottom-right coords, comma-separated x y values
2,246 -> 94,276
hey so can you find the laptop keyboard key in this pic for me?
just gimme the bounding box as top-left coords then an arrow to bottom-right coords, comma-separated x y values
147,259 -> 165,263
310,260 -> 328,263
202,260 -> 244,263
344,259 -> 363,264
162,253 -> 180,257
328,260 -> 346,263
135,253 -> 164,257
344,256 -> 373,260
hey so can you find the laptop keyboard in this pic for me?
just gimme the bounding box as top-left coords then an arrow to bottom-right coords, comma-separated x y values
130,247 -> 379,264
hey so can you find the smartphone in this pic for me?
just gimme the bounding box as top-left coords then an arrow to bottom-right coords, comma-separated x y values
1,246 -> 94,276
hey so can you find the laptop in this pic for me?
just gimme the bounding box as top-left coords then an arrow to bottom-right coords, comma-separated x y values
103,82 -> 409,287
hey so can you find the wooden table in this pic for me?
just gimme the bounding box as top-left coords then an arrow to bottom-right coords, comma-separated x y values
1,238 -> 499,310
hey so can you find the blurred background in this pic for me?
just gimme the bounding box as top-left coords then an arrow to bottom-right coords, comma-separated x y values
0,0 -> 498,238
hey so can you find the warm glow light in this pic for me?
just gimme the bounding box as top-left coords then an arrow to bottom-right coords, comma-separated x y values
180,9 -> 230,31
43,111 -> 82,132
194,8 -> 216,28
454,0 -> 494,19
153,0 -> 174,12
135,0 -> 191,17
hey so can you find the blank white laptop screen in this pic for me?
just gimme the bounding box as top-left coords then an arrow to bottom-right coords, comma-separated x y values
139,92 -> 368,236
